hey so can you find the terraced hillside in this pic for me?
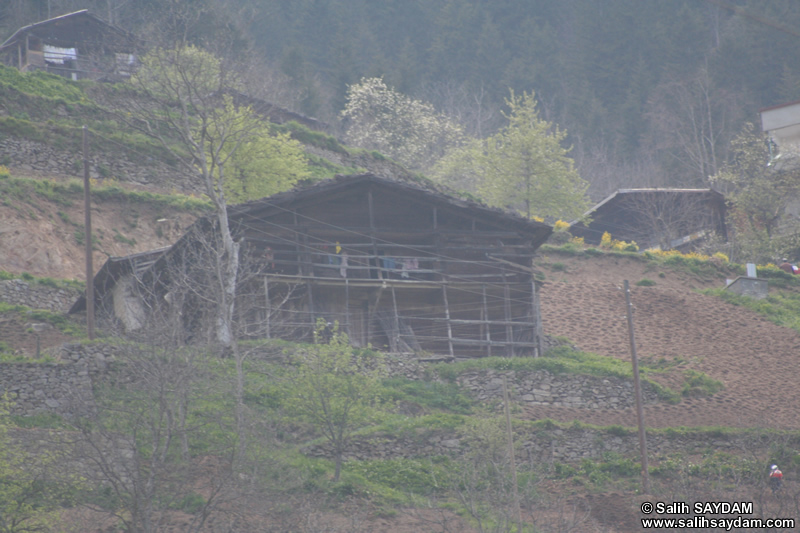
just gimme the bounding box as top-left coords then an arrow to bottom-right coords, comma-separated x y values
536,249 -> 800,430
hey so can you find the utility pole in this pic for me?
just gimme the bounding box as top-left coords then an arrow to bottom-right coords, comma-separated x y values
624,280 -> 649,494
83,126 -> 95,340
503,376 -> 523,531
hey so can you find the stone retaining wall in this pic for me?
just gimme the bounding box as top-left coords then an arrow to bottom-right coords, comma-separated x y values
0,135 -> 196,192
0,278 -> 81,313
457,369 -> 661,409
0,343 -> 114,416
306,425 -> 784,465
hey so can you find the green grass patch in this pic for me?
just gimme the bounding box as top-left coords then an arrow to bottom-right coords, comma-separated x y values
431,347 -> 635,382
381,377 -> 474,414
277,121 -> 350,154
345,457 -> 453,496
428,347 -> 681,404
0,302 -> 85,337
0,172 -> 210,214
636,278 -> 656,287
10,412 -> 68,429
0,65 -> 88,104
0,270 -> 84,292
703,288 -> 800,334
682,369 -> 724,397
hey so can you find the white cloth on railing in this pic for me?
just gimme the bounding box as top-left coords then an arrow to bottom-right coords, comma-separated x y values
339,253 -> 348,278
401,258 -> 419,278
43,45 -> 77,64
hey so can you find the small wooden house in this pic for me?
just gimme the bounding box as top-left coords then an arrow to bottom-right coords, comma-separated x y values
0,10 -> 137,81
569,188 -> 727,251
75,174 -> 553,358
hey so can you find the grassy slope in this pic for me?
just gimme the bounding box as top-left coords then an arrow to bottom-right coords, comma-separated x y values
5,66 -> 800,528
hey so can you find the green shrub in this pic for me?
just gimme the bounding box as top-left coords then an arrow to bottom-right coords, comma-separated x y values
682,370 -> 724,397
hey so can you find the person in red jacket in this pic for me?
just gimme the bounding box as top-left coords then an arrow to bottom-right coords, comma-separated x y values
770,465 -> 783,493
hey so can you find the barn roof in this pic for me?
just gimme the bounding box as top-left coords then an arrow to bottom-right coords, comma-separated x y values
573,188 -> 724,223
68,246 -> 169,314
0,10 -> 135,52
569,188 -> 726,244
226,173 -> 553,241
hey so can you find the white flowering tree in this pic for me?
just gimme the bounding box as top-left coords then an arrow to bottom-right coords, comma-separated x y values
341,77 -> 463,172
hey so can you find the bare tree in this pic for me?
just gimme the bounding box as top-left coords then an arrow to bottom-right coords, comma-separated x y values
68,341 -> 239,533
613,190 -> 725,251
418,80 -> 502,140
644,65 -> 745,187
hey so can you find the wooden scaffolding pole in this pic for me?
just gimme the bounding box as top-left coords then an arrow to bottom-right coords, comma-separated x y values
482,284 -> 492,357
307,282 -> 315,337
532,281 -> 543,357
442,284 -> 454,358
367,190 -> 382,280
503,282 -> 514,357
391,284 -> 401,352
264,276 -> 271,339
344,278 -> 351,335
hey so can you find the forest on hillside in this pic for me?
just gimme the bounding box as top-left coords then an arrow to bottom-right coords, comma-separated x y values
3,0 -> 800,199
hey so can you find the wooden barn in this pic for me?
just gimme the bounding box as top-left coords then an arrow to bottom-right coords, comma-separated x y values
569,188 -> 727,251
76,174 -> 553,358
0,10 -> 137,81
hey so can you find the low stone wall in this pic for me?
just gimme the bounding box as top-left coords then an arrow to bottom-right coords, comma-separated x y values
0,135 -> 196,192
0,278 -> 81,313
0,343 -> 115,416
306,425 -> 786,465
457,369 -> 661,409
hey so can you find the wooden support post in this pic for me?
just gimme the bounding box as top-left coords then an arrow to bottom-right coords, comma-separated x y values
442,284 -> 454,358
482,284 -> 492,357
532,281 -> 543,357
302,233 -> 312,277
367,190 -> 382,280
292,210 -> 303,275
344,278 -> 351,336
503,282 -> 514,357
264,276 -> 271,339
307,282 -> 315,339
391,284 -> 401,352
367,287 -> 384,348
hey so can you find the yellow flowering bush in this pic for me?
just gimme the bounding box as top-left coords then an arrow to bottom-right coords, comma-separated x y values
599,231 -> 638,252
553,219 -> 570,232
0,165 -> 9,179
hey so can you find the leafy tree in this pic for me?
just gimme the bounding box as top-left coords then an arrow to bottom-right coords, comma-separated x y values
433,90 -> 589,220
0,398 -> 65,533
110,44 -> 308,463
710,122 -> 800,261
341,77 -> 463,172
215,123 -> 310,204
284,321 -> 385,482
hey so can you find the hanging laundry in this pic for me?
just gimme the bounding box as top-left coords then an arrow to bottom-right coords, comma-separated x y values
43,45 -> 77,64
